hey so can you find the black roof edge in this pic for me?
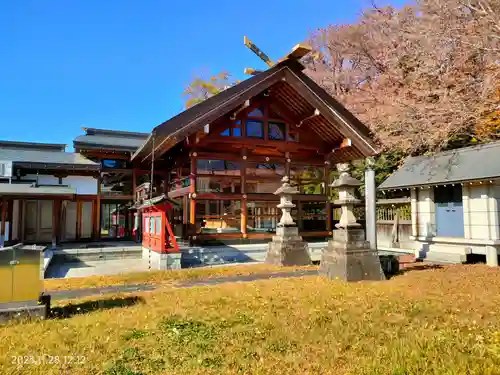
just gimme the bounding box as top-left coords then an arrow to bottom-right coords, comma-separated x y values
73,141 -> 136,153
0,140 -> 67,151
14,162 -> 101,171
83,127 -> 150,138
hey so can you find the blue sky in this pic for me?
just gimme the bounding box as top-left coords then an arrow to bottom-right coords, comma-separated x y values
0,0 -> 407,150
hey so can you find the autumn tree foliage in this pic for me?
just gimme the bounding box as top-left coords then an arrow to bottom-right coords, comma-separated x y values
304,0 -> 500,155
183,71 -> 233,109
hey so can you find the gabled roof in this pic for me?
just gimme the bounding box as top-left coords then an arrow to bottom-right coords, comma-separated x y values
379,141 -> 500,190
0,140 -> 66,152
74,128 -> 149,152
0,148 -> 99,170
132,59 -> 378,163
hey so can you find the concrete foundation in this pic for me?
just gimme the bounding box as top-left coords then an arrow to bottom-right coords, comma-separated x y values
0,300 -> 49,323
320,228 -> 385,282
265,226 -> 312,266
143,247 -> 182,270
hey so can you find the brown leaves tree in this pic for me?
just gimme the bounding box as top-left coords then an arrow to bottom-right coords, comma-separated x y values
305,0 -> 500,155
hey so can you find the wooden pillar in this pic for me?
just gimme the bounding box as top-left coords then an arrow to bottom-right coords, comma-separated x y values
132,168 -> 137,200
241,148 -> 248,237
91,198 -> 96,240
96,175 -> 101,239
189,155 -> 197,233
190,154 -> 197,193
76,200 -> 82,239
163,172 -> 169,195
241,198 -> 247,236
18,199 -> 24,243
297,201 -> 303,231
325,162 -> 332,232
7,200 -> 13,244
0,198 -> 7,245
285,152 -> 291,177
52,200 -> 59,247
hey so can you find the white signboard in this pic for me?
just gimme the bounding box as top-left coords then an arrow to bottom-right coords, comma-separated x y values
0,160 -> 13,178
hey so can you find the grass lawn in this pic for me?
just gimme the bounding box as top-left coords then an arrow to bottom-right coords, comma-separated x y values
44,264 -> 318,291
3,264 -> 500,374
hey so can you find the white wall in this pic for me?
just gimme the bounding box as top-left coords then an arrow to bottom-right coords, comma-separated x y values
416,188 -> 435,237
23,174 -> 59,185
64,176 -> 97,195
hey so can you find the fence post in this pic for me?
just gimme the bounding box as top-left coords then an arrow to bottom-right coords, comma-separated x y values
365,158 -> 377,250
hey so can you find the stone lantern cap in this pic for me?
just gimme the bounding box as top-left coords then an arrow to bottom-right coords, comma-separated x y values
329,163 -> 362,188
274,176 -> 299,196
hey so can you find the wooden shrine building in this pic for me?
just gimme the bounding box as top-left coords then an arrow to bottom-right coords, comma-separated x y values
131,57 -> 378,245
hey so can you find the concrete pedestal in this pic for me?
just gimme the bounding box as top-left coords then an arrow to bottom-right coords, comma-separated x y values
143,247 -> 182,270
266,226 -> 312,266
320,228 -> 385,281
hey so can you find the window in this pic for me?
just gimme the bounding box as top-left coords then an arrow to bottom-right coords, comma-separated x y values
197,160 -> 241,176
155,216 -> 162,235
196,200 -> 241,233
149,217 -> 155,234
197,177 -> 241,193
291,166 -> 323,180
247,201 -> 279,232
248,107 -> 264,117
220,128 -> 230,136
299,182 -> 324,195
102,159 -> 127,169
144,217 -> 150,233
301,202 -> 327,231
247,163 -> 285,177
288,130 -> 298,142
268,122 -> 285,140
233,120 -> 242,137
246,120 -> 264,138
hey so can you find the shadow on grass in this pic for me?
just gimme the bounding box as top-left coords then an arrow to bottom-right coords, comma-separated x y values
50,296 -> 145,319
395,264 -> 444,276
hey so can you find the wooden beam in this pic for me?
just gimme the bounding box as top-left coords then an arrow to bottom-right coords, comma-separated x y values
7,200 -> 13,244
283,69 -> 377,157
0,199 -> 7,243
132,168 -> 137,200
277,43 -> 313,63
241,198 -> 247,236
190,155 -> 197,194
18,199 -> 24,243
96,175 -> 101,239
76,200 -> 82,240
52,200 -> 59,246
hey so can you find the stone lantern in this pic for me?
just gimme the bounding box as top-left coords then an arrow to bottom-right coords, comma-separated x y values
265,176 -> 311,266
319,163 -> 385,281
332,163 -> 362,230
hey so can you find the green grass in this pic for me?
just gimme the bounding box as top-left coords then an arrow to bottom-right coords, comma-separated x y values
3,264 -> 500,374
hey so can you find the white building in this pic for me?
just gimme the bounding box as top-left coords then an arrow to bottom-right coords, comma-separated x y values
379,142 -> 500,266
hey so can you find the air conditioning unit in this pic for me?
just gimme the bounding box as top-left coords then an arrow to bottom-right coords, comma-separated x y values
0,161 -> 13,178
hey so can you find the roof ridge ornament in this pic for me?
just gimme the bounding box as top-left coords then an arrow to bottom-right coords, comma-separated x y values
243,36 -> 312,76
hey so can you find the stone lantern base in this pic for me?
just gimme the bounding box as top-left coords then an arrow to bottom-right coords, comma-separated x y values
320,227 -> 385,281
265,226 -> 312,266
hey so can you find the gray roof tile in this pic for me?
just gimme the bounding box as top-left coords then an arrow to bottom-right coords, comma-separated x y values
379,141 -> 500,190
74,134 -> 148,151
0,148 -> 99,168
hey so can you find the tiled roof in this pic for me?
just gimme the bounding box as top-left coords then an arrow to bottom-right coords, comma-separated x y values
379,141 -> 500,190
73,134 -> 147,151
0,148 -> 99,169
0,184 -> 76,196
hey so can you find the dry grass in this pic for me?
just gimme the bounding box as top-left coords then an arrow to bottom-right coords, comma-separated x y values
4,264 -> 500,374
44,264 -> 318,291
